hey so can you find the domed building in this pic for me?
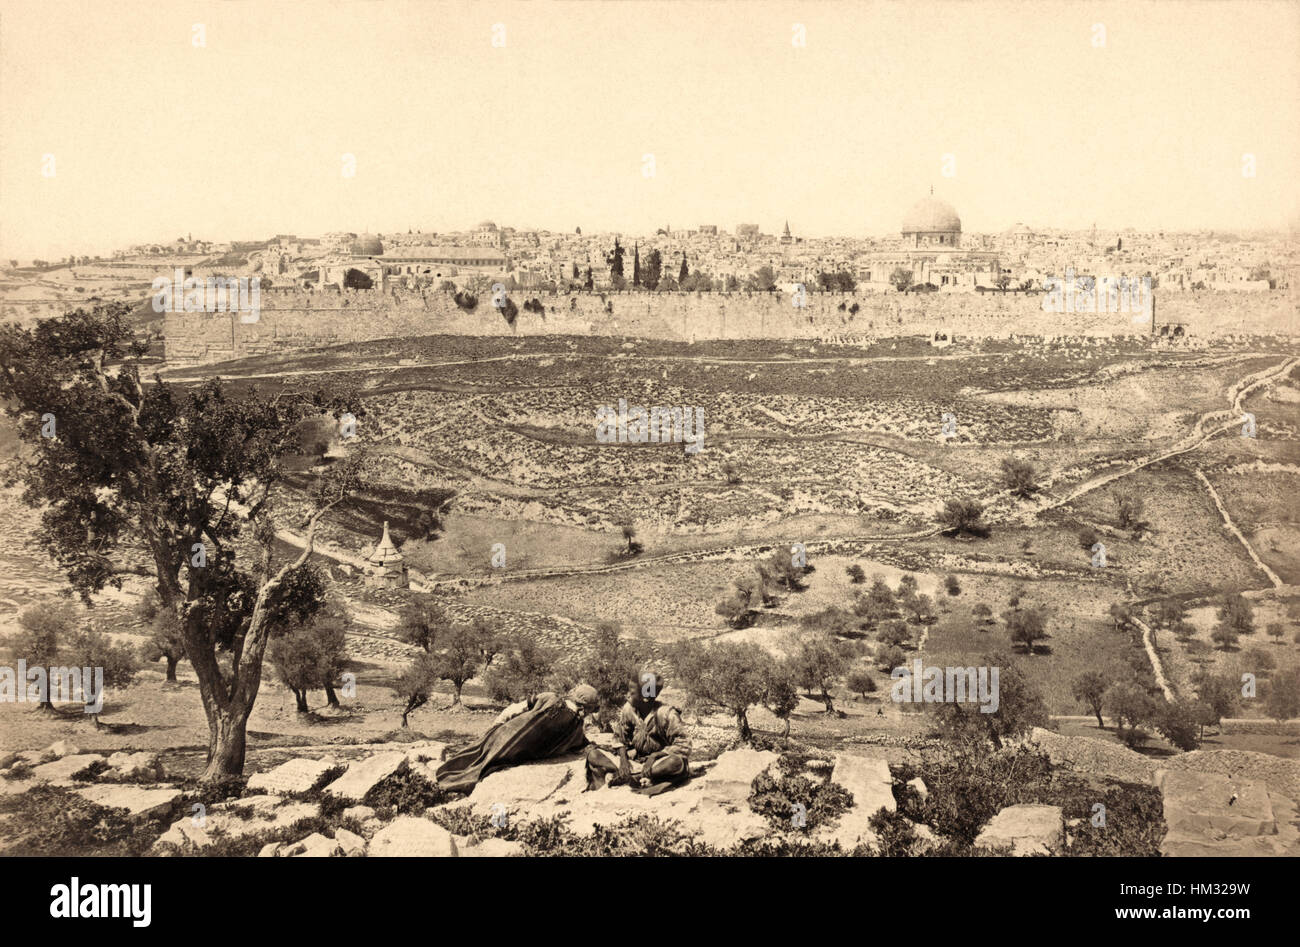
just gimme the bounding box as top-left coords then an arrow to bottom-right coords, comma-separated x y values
902,196 -> 961,248
471,220 -> 504,248
858,193 -> 1001,291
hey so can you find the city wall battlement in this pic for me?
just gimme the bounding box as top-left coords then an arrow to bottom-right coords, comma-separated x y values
162,286 -> 1300,364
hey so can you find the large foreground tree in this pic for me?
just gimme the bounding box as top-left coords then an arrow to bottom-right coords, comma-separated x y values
0,303 -> 361,781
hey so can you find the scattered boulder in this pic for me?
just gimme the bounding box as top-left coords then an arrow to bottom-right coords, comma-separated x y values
369,817 -> 458,857
343,805 -> 376,822
73,785 -> 182,819
323,753 -> 409,802
403,743 -> 448,765
974,804 -> 1064,856
284,832 -> 342,858
907,777 -> 928,800
257,842 -> 281,858
334,828 -> 368,857
41,740 -> 80,761
247,757 -> 338,796
105,752 -> 165,781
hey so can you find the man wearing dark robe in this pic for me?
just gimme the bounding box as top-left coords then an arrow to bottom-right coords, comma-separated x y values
584,671 -> 691,793
435,684 -> 600,793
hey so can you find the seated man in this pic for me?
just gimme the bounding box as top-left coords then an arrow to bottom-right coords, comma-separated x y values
585,671 -> 691,793
436,684 -> 600,794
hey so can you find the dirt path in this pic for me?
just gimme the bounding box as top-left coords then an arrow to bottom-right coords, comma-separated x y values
1024,356 -> 1299,519
1130,616 -> 1176,702
1193,469 -> 1284,588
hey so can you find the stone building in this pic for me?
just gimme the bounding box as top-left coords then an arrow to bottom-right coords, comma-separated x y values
364,522 -> 408,589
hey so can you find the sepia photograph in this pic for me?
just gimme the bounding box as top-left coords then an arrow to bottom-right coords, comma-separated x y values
0,0 -> 1297,926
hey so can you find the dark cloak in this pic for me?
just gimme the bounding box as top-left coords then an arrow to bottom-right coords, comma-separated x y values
435,692 -> 588,793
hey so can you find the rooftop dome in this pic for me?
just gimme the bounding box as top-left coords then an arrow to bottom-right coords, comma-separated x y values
902,197 -> 961,235
475,220 -> 498,231
351,234 -> 384,256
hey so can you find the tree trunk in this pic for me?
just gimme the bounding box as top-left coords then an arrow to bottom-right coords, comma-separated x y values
324,683 -> 340,708
165,656 -> 178,682
736,711 -> 752,742
294,689 -> 309,714
201,706 -> 250,782
1094,709 -> 1105,730
821,689 -> 836,715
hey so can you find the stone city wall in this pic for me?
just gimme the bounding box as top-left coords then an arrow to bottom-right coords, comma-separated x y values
162,285 -> 1300,363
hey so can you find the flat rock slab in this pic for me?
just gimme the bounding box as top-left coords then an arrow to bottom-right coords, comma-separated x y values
1156,769 -> 1278,856
829,755 -> 896,816
30,754 -> 104,785
323,752 -> 409,802
459,837 -> 525,858
975,804 -> 1064,856
369,817 -> 458,857
74,785 -> 182,819
693,748 -> 779,805
456,747 -> 780,851
468,755 -> 586,815
153,800 -> 318,851
247,757 -> 338,796
815,818 -> 878,853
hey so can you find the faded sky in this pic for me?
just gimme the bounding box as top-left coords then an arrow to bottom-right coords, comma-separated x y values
1,0 -> 1297,258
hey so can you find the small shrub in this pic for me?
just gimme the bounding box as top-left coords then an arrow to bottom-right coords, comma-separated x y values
71,759 -> 110,782
362,767 -> 449,814
749,770 -> 853,833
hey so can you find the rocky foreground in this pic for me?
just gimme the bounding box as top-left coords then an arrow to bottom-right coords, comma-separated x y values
0,728 -> 1296,857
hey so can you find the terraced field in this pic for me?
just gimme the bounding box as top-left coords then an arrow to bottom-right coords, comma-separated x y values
159,332 -> 1300,730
